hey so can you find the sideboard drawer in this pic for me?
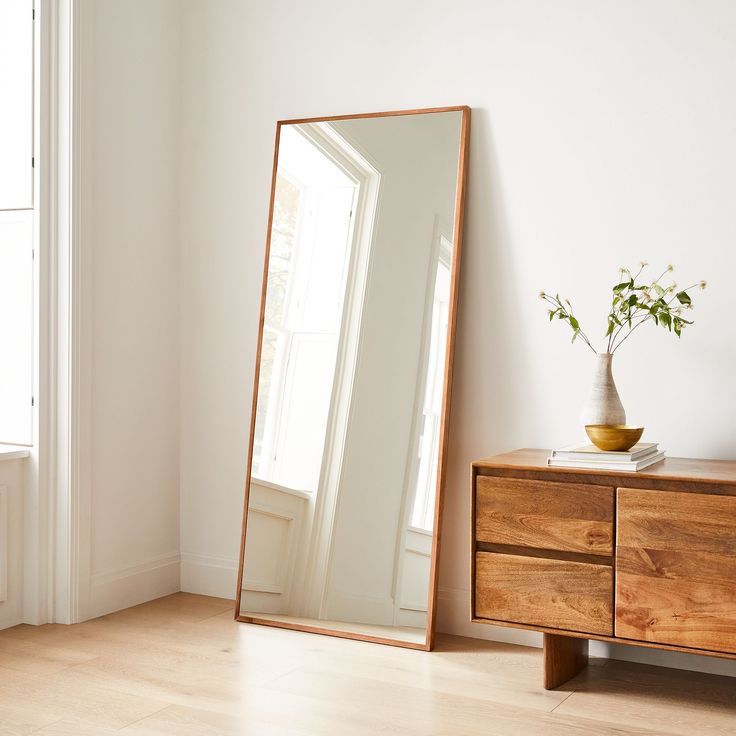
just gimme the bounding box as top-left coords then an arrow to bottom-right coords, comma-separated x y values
475,551 -> 613,635
616,488 -> 736,653
475,476 -> 614,555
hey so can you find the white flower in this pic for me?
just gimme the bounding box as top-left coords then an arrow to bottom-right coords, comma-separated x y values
667,264 -> 674,272
699,280 -> 708,290
539,291 -> 546,299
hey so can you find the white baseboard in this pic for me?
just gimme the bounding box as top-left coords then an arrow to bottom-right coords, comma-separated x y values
437,586 -> 736,678
180,552 -> 238,600
436,586 -> 543,648
396,607 -> 428,629
86,552 -> 181,620
325,590 -> 395,627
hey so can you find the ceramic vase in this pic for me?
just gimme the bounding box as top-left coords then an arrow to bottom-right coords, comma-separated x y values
580,352 -> 626,426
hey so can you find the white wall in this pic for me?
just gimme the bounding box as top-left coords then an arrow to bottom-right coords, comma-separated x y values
80,0 -> 181,618
177,0 -> 736,676
324,113 -> 460,626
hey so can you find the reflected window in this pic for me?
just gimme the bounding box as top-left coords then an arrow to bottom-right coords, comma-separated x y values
252,127 -> 358,492
411,237 -> 452,531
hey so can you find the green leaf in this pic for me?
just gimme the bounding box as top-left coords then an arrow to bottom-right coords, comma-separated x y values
628,294 -> 638,306
548,309 -> 555,321
613,281 -> 630,293
605,320 -> 615,336
569,316 -> 579,330
653,284 -> 665,297
676,291 -> 692,305
660,312 -> 671,330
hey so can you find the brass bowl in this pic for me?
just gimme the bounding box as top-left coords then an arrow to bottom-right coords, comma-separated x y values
585,425 -> 644,452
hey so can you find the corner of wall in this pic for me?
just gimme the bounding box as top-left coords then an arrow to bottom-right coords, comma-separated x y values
180,553 -> 238,601
85,552 -> 181,620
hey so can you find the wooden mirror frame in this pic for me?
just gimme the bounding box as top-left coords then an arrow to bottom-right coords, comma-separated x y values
234,106 -> 471,651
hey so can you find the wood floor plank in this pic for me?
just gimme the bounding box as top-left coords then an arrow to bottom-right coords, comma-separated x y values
0,701 -> 59,735
0,593 -> 733,735
0,663 -> 169,730
553,660 -> 736,736
0,637 -> 98,675
31,717 -> 121,735
287,637 -> 570,711
261,667 -> 670,735
119,703 -> 306,736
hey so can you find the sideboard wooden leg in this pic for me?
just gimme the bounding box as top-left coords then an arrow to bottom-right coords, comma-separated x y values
543,633 -> 589,689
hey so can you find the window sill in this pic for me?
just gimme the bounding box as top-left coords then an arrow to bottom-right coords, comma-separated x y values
250,476 -> 311,500
0,445 -> 31,461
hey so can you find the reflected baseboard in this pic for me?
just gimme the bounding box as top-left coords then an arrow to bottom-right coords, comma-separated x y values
240,611 -> 426,645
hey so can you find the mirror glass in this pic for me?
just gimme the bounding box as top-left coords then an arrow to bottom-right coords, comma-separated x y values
237,108 -> 468,648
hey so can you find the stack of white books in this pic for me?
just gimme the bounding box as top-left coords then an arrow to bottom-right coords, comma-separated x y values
547,442 -> 665,472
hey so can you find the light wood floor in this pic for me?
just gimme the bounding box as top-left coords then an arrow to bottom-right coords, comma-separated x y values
0,594 -> 734,735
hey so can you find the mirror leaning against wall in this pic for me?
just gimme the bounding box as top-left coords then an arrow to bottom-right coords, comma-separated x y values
235,107 -> 470,650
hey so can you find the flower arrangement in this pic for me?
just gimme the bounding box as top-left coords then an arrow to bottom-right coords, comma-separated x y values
539,262 -> 707,354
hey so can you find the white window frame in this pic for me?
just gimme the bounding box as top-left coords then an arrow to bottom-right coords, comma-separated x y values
284,123 -> 382,619
408,234 -> 453,532
0,0 -> 36,446
255,167 -> 358,488
22,0 -> 92,627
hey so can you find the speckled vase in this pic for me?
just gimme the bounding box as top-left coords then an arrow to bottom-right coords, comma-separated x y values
580,352 -> 626,426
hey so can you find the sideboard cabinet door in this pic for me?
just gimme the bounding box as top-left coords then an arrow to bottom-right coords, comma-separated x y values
616,488 -> 736,654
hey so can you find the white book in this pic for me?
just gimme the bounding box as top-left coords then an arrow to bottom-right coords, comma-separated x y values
547,451 -> 666,472
550,442 -> 659,463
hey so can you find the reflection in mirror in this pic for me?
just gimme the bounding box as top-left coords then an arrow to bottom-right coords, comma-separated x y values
237,108 -> 469,649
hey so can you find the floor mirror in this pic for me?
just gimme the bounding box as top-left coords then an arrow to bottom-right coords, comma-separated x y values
235,106 -> 470,650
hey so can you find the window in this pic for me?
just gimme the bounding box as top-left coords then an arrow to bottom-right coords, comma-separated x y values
0,0 -> 35,445
252,126 -> 358,492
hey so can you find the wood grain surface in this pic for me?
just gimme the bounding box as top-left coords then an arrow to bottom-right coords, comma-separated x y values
475,551 -> 613,636
475,476 -> 613,555
473,449 -> 736,489
543,633 -> 589,689
616,488 -> 736,654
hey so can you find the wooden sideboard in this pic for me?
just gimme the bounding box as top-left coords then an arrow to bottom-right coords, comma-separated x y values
471,449 -> 736,689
